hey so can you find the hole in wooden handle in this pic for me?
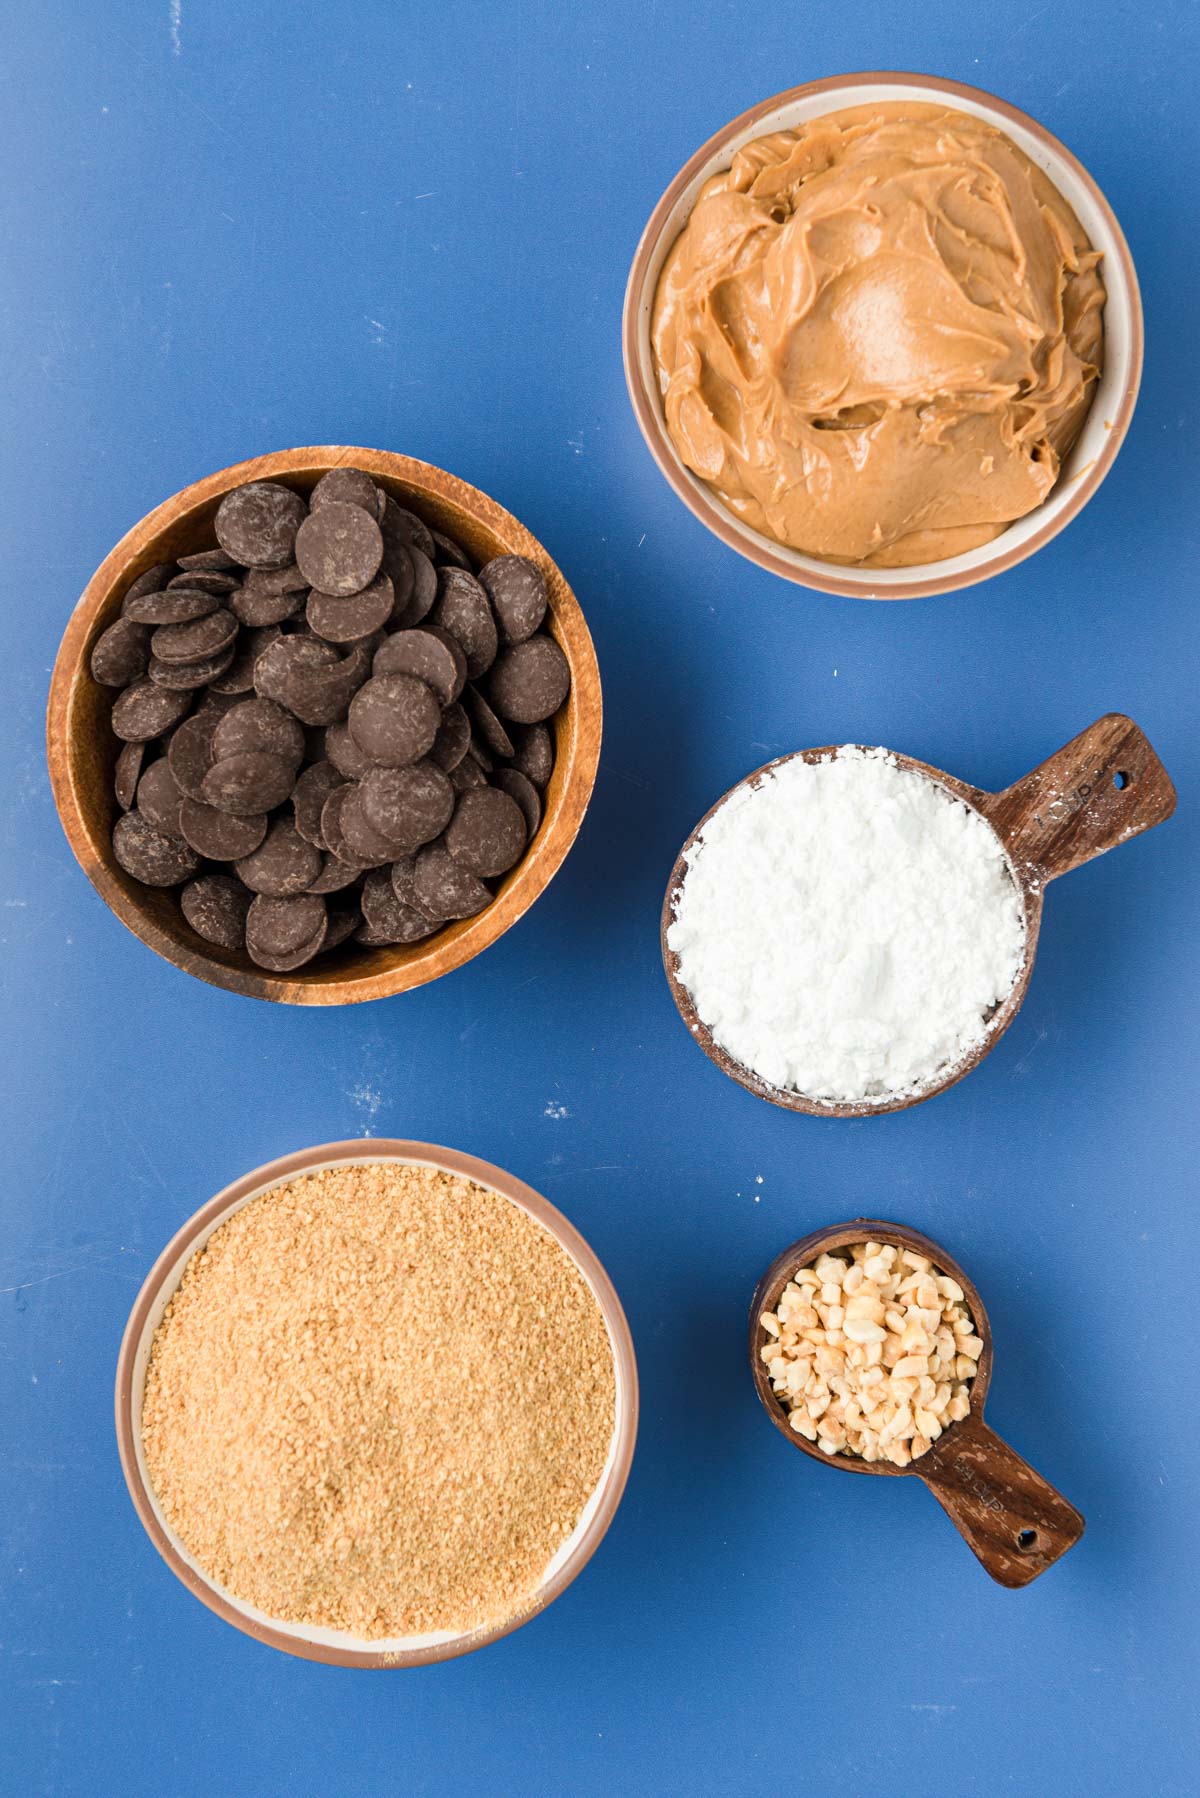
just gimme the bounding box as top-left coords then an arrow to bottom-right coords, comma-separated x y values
982,713 -> 1176,885
920,1414 -> 1085,1586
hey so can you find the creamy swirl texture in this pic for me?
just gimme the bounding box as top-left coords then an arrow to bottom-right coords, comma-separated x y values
651,104 -> 1105,566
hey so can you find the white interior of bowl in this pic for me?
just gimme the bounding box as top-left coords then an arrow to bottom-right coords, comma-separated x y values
630,78 -> 1136,595
128,1149 -> 625,1659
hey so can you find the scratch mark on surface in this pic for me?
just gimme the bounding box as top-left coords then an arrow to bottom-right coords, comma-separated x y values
600,762 -> 650,791
2,1269 -> 91,1296
1,1249 -> 140,1296
169,0 -> 181,55
111,1111 -> 172,1198
1012,1025 -> 1048,1077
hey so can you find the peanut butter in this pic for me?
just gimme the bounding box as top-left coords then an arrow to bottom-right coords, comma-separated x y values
651,104 -> 1104,567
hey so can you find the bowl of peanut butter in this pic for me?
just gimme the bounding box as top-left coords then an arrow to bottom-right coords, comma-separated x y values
623,73 -> 1142,599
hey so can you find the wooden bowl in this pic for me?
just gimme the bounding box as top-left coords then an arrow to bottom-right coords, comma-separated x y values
115,1139 -> 638,1666
623,72 -> 1143,599
663,714 -> 1176,1116
46,448 -> 602,1004
750,1220 -> 1083,1586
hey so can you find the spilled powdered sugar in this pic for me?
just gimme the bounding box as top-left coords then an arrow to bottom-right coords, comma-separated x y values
667,747 -> 1026,1104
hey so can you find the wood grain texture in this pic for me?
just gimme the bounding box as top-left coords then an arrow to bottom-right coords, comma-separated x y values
921,1414 -> 1084,1589
973,712 -> 1177,886
749,1219 -> 1083,1587
662,716 -> 1175,1116
46,447 -> 602,1005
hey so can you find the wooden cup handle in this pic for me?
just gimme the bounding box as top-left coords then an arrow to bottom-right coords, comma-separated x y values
978,713 -> 1176,885
918,1412 -> 1084,1587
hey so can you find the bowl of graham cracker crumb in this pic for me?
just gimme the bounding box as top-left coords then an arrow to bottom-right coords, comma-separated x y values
116,1141 -> 636,1665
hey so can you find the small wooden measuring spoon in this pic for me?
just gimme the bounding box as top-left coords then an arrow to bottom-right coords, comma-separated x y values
750,1220 -> 1084,1587
663,713 -> 1175,1115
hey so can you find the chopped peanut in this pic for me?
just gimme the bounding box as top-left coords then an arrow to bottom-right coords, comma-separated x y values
761,1239 -> 980,1464
844,1317 -> 886,1344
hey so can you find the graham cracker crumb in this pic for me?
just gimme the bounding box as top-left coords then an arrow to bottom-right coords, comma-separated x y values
141,1162 -> 616,1640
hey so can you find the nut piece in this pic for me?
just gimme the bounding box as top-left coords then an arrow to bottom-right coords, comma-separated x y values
760,1239 -> 980,1464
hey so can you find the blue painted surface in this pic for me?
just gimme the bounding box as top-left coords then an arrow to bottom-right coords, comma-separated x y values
3,2 -> 1198,1792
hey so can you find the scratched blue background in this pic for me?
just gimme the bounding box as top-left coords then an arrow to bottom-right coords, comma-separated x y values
3,2 -> 1198,1793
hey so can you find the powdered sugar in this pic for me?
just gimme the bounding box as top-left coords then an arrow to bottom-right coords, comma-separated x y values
667,747 -> 1027,1104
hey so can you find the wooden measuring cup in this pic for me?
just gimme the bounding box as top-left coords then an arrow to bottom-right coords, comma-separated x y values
663,713 -> 1176,1115
749,1220 -> 1084,1587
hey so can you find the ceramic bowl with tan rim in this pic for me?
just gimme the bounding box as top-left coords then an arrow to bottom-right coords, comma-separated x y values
115,1139 -> 638,1668
623,72 -> 1142,600
46,447 -> 601,1004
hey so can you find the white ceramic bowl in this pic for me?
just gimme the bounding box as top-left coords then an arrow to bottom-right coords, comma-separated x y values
623,72 -> 1143,599
116,1141 -> 638,1666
